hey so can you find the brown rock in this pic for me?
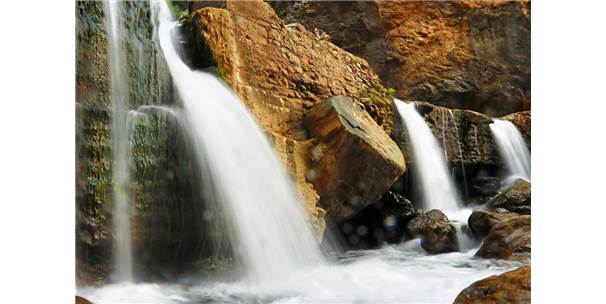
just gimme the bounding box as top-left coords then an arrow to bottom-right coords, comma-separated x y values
468,209 -> 518,238
272,0 -> 531,116
475,215 -> 530,263
502,111 -> 531,144
453,266 -> 530,304
406,209 -> 459,254
303,96 -> 405,220
485,179 -> 531,214
190,0 -> 399,232
76,296 -> 93,304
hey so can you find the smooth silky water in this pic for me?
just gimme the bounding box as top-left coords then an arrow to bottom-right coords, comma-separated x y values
490,119 -> 531,182
105,0 -> 134,283
78,3 -> 519,303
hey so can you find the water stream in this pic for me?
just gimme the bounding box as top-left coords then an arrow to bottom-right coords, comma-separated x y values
490,119 -> 531,182
154,1 -> 323,283
105,0 -> 134,283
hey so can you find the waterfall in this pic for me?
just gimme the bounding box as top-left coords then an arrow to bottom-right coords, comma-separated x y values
395,99 -> 460,213
489,119 -> 531,182
104,0 -> 133,282
153,1 -> 323,282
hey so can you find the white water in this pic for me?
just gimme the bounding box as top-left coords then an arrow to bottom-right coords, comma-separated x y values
153,1 -> 323,282
105,0 -> 133,283
79,241 -> 520,303
395,100 -> 461,213
489,119 -> 531,181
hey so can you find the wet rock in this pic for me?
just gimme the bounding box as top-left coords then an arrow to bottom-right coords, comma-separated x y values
485,179 -> 531,214
475,215 -> 530,263
338,191 -> 418,248
471,176 -> 502,200
381,191 -> 417,222
406,209 -> 459,254
392,101 -> 498,166
190,0 -> 398,232
76,296 -> 92,304
303,96 -> 405,220
453,266 -> 531,304
272,1 -> 531,116
468,210 -> 518,239
502,111 -> 531,146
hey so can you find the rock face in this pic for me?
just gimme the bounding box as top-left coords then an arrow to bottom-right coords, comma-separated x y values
485,179 -> 531,214
476,215 -> 531,263
502,111 -> 531,148
468,209 -> 518,238
303,96 -> 405,220
393,101 -> 498,166
453,266 -> 531,304
272,0 -> 531,116
76,1 -> 210,284
189,0 -> 402,227
406,209 -> 459,254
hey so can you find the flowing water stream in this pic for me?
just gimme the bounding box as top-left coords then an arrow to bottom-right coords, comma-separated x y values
79,3 -> 521,302
155,1 -> 323,282
490,119 -> 531,182
105,0 -> 134,283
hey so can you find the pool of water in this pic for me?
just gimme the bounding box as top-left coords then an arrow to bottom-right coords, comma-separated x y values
78,240 -> 520,303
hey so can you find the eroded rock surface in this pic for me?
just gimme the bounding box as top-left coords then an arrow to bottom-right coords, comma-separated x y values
303,96 -> 405,220
475,215 -> 530,263
485,179 -> 531,214
189,0 -> 402,228
272,0 -> 530,116
468,209 -> 518,238
406,209 -> 459,254
453,266 -> 531,304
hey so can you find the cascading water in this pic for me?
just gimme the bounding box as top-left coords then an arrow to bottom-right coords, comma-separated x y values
395,99 -> 461,213
153,1 -> 323,282
490,119 -> 531,181
104,0 -> 133,283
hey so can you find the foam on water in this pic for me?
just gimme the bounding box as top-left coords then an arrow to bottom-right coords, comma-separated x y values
79,243 -> 520,303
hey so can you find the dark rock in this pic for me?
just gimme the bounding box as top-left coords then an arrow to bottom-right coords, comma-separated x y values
485,179 -> 531,214
453,266 -> 531,304
471,176 -> 502,198
303,96 -> 405,221
468,210 -> 518,239
382,191 -> 417,222
475,215 -> 530,263
337,191 -> 418,248
406,209 -> 459,254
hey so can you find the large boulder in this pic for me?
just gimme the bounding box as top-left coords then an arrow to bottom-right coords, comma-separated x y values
475,215 -> 530,263
190,0 -> 402,230
406,209 -> 459,254
485,179 -> 531,214
303,96 -> 405,220
453,266 -> 531,304
468,209 -> 519,238
272,1 -> 531,116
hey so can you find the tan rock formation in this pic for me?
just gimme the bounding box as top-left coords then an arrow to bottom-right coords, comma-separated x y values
272,0 -> 531,116
189,0 -> 401,230
453,266 -> 531,304
303,96 -> 405,220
